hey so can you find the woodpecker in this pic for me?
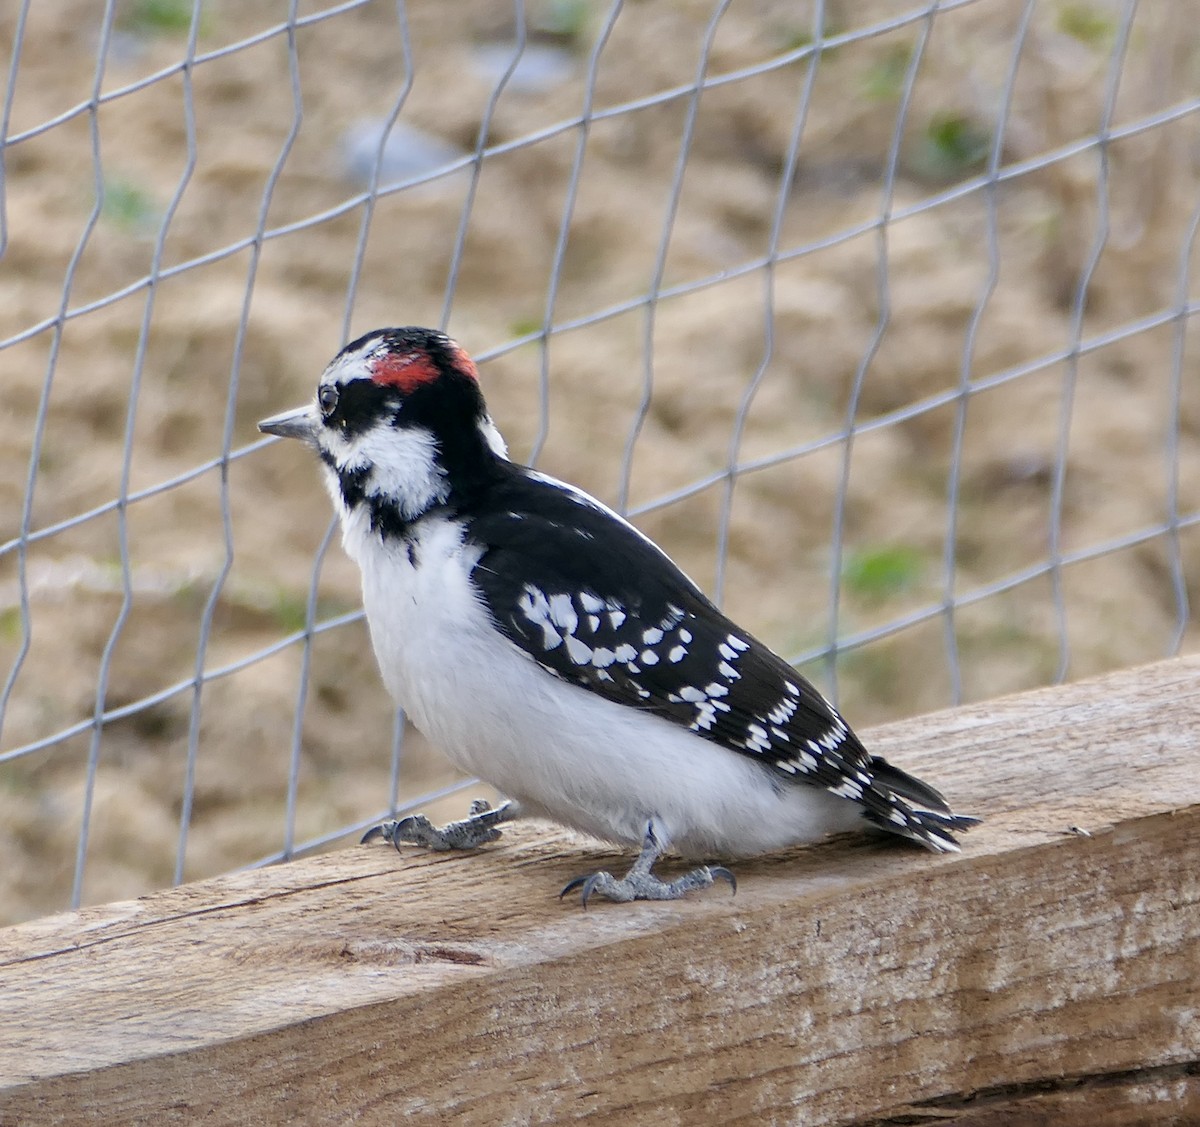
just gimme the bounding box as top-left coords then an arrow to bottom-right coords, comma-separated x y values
259,327 -> 977,905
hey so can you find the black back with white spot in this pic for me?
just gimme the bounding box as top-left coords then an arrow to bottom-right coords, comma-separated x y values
460,462 -> 976,851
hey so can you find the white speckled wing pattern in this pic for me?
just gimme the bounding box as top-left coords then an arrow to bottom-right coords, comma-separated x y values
464,465 -> 975,851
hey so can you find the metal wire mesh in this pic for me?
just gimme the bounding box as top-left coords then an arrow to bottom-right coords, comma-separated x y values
1,0 -> 1196,923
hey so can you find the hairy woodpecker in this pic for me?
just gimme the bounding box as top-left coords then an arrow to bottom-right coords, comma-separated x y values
259,327 -> 977,905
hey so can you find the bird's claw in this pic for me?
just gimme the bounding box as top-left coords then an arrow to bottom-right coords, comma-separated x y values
710,866 -> 738,894
361,800 -> 510,853
558,872 -> 596,904
361,814 -> 450,852
360,823 -> 390,845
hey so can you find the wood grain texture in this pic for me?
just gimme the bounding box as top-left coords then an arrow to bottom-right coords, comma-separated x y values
1,656 -> 1198,1126
870,1063 -> 1200,1126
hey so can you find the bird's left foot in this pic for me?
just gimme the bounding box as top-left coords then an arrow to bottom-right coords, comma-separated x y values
560,821 -> 736,908
362,799 -> 515,853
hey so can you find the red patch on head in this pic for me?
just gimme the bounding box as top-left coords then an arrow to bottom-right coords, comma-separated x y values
448,345 -> 480,382
369,349 -> 440,393
368,339 -> 479,392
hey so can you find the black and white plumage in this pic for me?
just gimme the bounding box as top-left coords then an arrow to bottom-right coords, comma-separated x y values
259,327 -> 977,904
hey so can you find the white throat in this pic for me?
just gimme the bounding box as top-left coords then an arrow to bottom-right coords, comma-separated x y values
323,419 -> 449,530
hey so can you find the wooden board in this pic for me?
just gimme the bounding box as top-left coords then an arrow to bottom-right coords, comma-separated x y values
1,656 -> 1198,1125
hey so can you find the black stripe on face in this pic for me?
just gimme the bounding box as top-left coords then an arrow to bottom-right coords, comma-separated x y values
319,450 -> 424,540
319,377 -> 398,439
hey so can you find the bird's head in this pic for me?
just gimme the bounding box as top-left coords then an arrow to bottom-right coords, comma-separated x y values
259,326 -> 508,528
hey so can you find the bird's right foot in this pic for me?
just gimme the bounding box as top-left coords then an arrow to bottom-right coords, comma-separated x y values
560,863 -> 736,907
559,820 -> 737,908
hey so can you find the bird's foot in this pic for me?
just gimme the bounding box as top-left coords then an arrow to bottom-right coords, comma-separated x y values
560,864 -> 736,907
559,820 -> 737,908
362,799 -> 515,853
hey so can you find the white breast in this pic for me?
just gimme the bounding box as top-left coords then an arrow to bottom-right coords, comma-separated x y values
344,515 -> 861,859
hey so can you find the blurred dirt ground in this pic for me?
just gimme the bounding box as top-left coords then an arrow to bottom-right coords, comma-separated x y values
1,0 -> 1198,924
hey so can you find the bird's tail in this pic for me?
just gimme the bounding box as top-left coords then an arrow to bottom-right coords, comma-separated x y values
863,754 -> 981,853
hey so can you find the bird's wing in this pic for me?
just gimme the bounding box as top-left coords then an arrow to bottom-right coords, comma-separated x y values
464,471 -> 875,796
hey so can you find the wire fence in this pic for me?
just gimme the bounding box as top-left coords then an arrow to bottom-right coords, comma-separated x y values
1,0 -> 1197,923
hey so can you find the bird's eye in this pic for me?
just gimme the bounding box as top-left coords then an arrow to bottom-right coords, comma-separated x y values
318,385 -> 339,417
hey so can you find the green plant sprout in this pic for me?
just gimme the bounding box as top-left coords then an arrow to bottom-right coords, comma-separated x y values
101,178 -> 159,235
915,113 -> 991,179
843,544 -> 924,601
862,44 -> 911,101
1057,4 -> 1116,48
119,0 -> 201,36
535,0 -> 591,47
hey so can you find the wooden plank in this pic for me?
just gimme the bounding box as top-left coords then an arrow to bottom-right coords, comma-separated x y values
1,656 -> 1198,1126
876,1063 -> 1200,1125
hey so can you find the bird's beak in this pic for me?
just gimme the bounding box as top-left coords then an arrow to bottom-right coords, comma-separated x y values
258,405 -> 318,445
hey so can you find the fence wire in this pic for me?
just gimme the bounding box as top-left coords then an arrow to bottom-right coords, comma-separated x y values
1,0 -> 1196,922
